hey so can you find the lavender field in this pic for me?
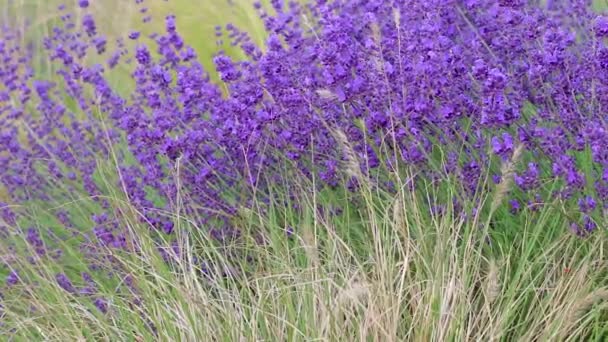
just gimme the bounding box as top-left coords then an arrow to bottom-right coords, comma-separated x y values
1,0 -> 608,340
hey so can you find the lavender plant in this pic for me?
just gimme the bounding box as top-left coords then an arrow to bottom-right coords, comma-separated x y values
1,0 -> 608,334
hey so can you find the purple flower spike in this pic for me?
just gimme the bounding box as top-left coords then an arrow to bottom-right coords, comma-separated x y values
55,273 -> 75,293
578,195 -> 597,214
129,31 -> 140,40
6,271 -> 19,286
595,16 -> 608,37
94,298 -> 108,313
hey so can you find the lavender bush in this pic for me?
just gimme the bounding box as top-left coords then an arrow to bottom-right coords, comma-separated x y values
3,1 -> 607,224
1,0 -> 608,337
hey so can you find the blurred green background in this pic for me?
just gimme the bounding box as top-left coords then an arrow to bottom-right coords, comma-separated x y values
0,0 -> 267,89
1,0 -> 606,98
2,0 -> 607,94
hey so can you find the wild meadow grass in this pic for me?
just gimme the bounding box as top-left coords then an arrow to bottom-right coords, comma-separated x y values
1,0 -> 608,341
4,171 -> 608,340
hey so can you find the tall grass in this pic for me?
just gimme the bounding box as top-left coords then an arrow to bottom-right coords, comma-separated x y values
2,170 -> 608,340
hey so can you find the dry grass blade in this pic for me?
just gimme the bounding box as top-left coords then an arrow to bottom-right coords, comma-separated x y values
316,88 -> 339,101
486,259 -> 501,304
336,275 -> 371,308
490,143 -> 524,213
331,128 -> 365,183
560,288 -> 608,338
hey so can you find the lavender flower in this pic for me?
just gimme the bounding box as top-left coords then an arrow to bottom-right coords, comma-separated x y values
578,195 -> 597,214
94,298 -> 108,313
128,31 -> 140,40
55,273 -> 75,293
6,271 -> 19,286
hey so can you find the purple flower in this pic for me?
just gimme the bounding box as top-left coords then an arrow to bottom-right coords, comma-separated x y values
129,31 -> 140,40
491,132 -> 514,160
82,14 -> 96,37
578,195 -> 597,213
509,199 -> 520,214
55,273 -> 75,293
583,215 -> 597,233
26,228 -> 45,255
213,54 -> 240,82
78,0 -> 89,8
94,298 -> 108,313
284,226 -> 294,238
94,226 -> 114,245
6,271 -> 19,286
484,68 -> 508,92
135,45 -> 151,65
514,163 -> 539,191
595,16 -> 608,37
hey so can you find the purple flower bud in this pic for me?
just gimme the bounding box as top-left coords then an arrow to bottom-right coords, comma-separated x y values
491,136 -> 502,154
578,195 -> 597,213
162,221 -> 174,234
128,31 -> 140,40
284,226 -> 294,237
82,14 -> 96,37
595,16 -> 608,37
26,228 -> 45,255
56,273 -> 75,293
135,45 -> 151,65
94,298 -> 108,313
583,215 -> 597,233
6,271 -> 19,286
509,199 -> 520,214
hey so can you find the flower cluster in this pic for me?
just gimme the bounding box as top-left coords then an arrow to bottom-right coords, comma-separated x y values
1,0 -> 608,288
